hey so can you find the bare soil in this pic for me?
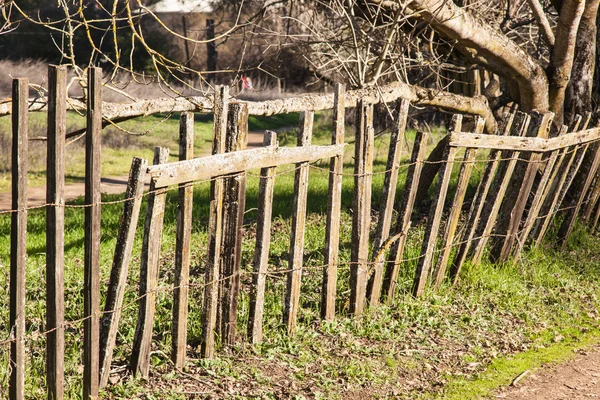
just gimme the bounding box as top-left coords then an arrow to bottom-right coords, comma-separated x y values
496,346 -> 600,399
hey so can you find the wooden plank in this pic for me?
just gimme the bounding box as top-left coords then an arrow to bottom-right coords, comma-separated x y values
350,102 -> 374,314
321,83 -> 346,320
99,157 -> 147,388
130,147 -> 170,378
489,112 -> 553,263
171,112 -> 194,369
248,131 -> 278,344
283,111 -> 314,333
582,172 -> 600,223
449,113 -> 515,284
46,64 -> 67,400
201,86 -> 228,358
470,112 -> 531,264
148,143 -> 345,188
367,99 -> 410,307
412,141 -> 457,297
432,117 -> 485,289
83,67 -> 102,400
382,131 -> 428,303
219,103 -> 248,345
10,78 -> 28,400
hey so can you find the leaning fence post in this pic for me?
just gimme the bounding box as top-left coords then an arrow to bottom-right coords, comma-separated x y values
350,101 -> 374,314
382,131 -> 428,303
130,146 -> 170,378
219,103 -> 248,345
284,111 -> 314,333
171,112 -> 194,369
449,112 -> 514,284
83,66 -> 102,400
248,131 -> 278,344
201,86 -> 229,358
432,116 -> 484,289
46,64 -> 67,400
10,77 -> 28,400
99,157 -> 147,388
412,139 -> 457,297
367,99 -> 410,307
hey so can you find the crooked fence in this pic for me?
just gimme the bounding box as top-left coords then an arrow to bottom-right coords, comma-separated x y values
3,65 -> 600,400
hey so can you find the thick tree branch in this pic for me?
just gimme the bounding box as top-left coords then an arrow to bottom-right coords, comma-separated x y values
526,0 -> 556,46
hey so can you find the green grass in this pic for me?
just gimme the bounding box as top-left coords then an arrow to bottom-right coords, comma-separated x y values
0,111 -> 599,399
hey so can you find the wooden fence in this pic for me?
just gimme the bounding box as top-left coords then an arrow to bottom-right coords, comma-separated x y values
3,65 -> 600,400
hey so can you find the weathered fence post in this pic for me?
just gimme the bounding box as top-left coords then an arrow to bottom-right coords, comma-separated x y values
130,147 -> 170,377
350,101 -> 374,314
432,116 -> 484,288
489,112 -> 552,262
248,131 -> 278,344
449,112 -> 514,283
219,103 -> 248,345
367,99 -> 410,306
284,111 -> 313,333
172,112 -> 194,369
84,66 -> 102,400
321,83 -> 345,320
46,64 -> 67,400
99,157 -> 147,387
412,139 -> 457,297
10,77 -> 28,400
201,86 -> 229,358
382,131 -> 428,303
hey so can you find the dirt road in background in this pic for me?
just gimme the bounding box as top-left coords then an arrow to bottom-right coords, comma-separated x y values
0,131 -> 265,210
496,346 -> 600,399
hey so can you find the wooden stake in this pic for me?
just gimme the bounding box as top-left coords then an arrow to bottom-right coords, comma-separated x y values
99,157 -> 147,388
382,131 -> 428,303
284,111 -> 313,333
321,83 -> 345,320
171,112 -> 194,369
432,117 -> 485,288
10,78 -> 28,400
201,86 -> 229,358
84,67 -> 102,400
367,99 -> 409,306
130,147 -> 170,378
219,103 -> 248,345
46,65 -> 67,400
350,102 -> 374,314
248,131 -> 277,344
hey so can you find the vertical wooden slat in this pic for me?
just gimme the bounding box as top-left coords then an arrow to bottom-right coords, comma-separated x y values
412,141 -> 457,297
489,112 -> 553,262
201,86 -> 229,358
219,103 -> 248,345
248,131 -> 277,344
283,111 -> 313,333
321,83 -> 345,320
381,131 -> 428,303
367,99 -> 409,307
10,78 -> 28,400
432,116 -> 485,289
470,113 -> 531,264
582,172 -> 600,223
46,64 -> 67,400
449,113 -> 515,284
84,67 -> 102,400
130,147 -> 170,378
171,112 -> 194,369
99,157 -> 147,388
350,102 -> 374,314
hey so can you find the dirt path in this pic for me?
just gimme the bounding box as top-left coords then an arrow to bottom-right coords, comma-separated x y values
0,131 -> 266,211
496,346 -> 600,399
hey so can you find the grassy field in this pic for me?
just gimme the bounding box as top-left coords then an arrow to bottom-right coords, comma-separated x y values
0,111 -> 598,399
